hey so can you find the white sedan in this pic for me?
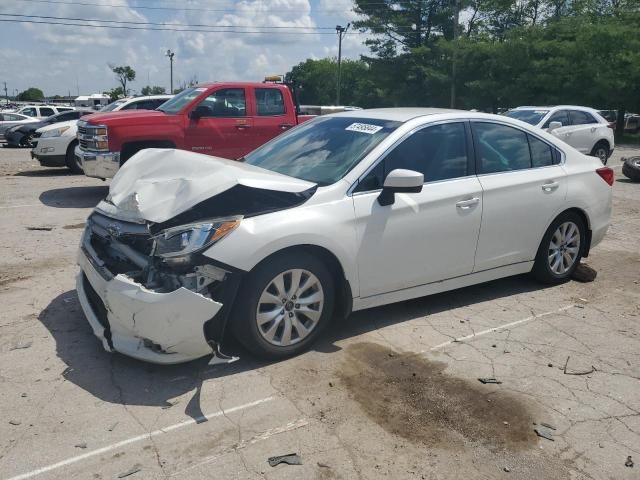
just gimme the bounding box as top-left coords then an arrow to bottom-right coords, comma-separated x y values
505,106 -> 615,164
76,109 -> 613,364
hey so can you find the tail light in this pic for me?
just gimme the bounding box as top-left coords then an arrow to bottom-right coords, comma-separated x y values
596,167 -> 614,186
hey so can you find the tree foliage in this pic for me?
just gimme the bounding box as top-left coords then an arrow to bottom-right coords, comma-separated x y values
17,88 -> 44,102
141,85 -> 167,95
103,86 -> 125,102
109,65 -> 136,95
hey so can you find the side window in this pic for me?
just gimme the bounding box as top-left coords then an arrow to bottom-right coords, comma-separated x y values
354,122 -> 468,192
21,108 -> 37,117
121,101 -> 139,110
198,89 -> 246,117
474,122 -> 531,174
149,99 -> 166,109
528,134 -> 555,168
255,88 -> 285,116
569,110 -> 597,125
40,107 -> 55,117
543,110 -> 571,128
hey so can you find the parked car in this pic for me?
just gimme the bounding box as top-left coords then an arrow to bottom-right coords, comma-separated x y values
505,106 -> 614,164
5,109 -> 94,147
13,105 -> 75,118
0,113 -> 39,140
29,99 -> 170,173
76,109 -> 613,364
75,82 -> 313,179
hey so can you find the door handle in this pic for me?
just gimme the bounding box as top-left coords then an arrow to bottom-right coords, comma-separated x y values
456,197 -> 480,209
235,124 -> 250,130
279,124 -> 294,130
542,181 -> 559,192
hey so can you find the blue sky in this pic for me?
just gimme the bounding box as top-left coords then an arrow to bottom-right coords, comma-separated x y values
0,0 -> 367,97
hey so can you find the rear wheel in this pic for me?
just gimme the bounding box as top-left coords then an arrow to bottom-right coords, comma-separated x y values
532,212 -> 585,284
231,251 -> 334,359
65,140 -> 83,174
590,142 -> 609,165
622,156 -> 640,182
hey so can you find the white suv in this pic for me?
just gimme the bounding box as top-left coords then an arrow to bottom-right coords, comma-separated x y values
14,105 -> 75,118
505,106 -> 614,164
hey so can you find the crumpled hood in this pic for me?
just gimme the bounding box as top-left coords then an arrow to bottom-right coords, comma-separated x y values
99,148 -> 316,223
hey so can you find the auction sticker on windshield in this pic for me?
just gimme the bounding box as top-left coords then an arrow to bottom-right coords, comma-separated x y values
345,123 -> 384,134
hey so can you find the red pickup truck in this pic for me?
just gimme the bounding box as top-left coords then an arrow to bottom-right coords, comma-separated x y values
76,81 -> 313,179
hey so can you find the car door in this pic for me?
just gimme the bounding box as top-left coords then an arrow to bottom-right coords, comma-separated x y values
183,87 -> 253,159
249,87 -> 292,152
542,109 -> 574,144
567,110 -> 600,153
352,121 -> 483,298
472,121 -> 567,272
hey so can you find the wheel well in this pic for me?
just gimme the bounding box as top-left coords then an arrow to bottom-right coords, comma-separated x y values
252,245 -> 353,321
121,140 -> 176,164
561,208 -> 592,257
66,139 -> 78,156
592,139 -> 610,152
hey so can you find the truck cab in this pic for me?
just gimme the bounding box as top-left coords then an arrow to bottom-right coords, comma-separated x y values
76,81 -> 310,179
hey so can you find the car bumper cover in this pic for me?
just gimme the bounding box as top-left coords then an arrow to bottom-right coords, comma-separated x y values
76,145 -> 121,179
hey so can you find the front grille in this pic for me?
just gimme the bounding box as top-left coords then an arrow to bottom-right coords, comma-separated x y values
78,124 -> 89,136
79,139 -> 88,149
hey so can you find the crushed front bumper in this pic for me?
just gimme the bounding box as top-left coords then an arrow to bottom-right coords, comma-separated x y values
76,145 -> 121,179
76,243 -> 223,364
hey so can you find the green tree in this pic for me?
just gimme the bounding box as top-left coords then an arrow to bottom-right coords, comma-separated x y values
17,87 -> 44,102
109,65 -> 136,95
103,86 -> 125,102
141,85 -> 167,95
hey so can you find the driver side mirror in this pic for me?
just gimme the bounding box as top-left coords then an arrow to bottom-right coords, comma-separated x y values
548,121 -> 562,131
189,105 -> 210,120
377,169 -> 424,206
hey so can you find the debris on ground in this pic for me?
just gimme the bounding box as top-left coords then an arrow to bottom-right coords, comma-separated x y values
268,453 -> 303,467
161,400 -> 179,410
75,442 -> 87,449
534,427 -> 555,441
117,465 -> 142,478
503,467 -> 511,472
317,462 -> 330,468
540,422 -> 556,430
10,340 -> 33,350
9,420 -> 21,426
21,393 -> 27,398
571,263 -> 597,282
26,226 -> 53,231
108,422 -> 119,432
563,356 -> 596,375
625,456 -> 634,468
477,378 -> 502,384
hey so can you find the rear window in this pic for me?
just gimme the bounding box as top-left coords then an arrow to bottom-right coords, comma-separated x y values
505,109 -> 549,125
256,88 -> 285,116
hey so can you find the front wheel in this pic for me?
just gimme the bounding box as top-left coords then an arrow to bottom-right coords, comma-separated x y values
532,212 -> 586,284
231,251 -> 335,359
65,140 -> 83,174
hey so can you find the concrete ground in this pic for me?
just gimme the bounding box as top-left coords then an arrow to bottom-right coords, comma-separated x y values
0,145 -> 638,480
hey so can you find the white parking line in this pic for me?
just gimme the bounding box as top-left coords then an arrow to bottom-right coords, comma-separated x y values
0,204 -> 39,209
424,304 -> 575,352
6,396 -> 274,480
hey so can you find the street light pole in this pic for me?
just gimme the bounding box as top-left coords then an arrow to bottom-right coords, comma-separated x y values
166,49 -> 175,94
335,23 -> 350,106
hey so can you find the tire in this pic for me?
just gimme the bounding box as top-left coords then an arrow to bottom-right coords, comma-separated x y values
622,156 -> 640,182
590,141 -> 609,165
20,133 -> 34,148
65,140 -> 83,174
231,250 -> 335,359
532,211 -> 586,284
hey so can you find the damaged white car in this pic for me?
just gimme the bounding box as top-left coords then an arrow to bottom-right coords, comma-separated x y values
76,109 -> 613,364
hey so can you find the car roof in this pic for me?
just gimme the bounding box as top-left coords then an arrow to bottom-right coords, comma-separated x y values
511,105 -> 599,113
329,107 -> 461,122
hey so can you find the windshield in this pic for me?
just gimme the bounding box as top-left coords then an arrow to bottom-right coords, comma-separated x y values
99,100 -> 127,112
156,87 -> 205,114
242,116 -> 400,185
505,109 -> 549,125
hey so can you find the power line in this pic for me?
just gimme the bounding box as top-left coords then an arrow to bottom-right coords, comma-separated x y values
0,13 -> 337,30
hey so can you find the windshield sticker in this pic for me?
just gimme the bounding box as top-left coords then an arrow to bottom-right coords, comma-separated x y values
345,123 -> 383,134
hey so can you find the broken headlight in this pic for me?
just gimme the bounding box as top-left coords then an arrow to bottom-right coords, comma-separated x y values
151,216 -> 242,258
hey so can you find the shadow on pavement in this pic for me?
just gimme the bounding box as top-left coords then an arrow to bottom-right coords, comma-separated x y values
40,275 -> 549,421
14,169 -> 74,177
39,186 -> 109,208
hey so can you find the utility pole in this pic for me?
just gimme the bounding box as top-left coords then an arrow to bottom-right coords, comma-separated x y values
335,23 -> 350,106
3,82 -> 8,105
450,0 -> 460,108
166,50 -> 175,94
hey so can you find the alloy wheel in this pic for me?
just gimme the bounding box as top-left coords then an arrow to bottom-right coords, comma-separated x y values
594,147 -> 608,163
548,221 -> 581,275
256,269 -> 324,347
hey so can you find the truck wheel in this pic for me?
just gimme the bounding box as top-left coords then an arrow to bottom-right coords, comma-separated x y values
622,156 -> 640,182
65,140 -> 83,174
590,142 -> 609,165
231,251 -> 335,359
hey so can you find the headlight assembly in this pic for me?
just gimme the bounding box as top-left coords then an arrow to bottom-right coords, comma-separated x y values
151,217 -> 242,258
41,126 -> 70,138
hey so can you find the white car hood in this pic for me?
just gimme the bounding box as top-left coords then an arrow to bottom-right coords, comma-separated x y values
36,119 -> 78,135
101,148 -> 316,224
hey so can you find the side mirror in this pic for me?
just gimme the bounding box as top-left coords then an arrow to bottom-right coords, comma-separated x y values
378,169 -> 424,206
189,105 -> 209,120
548,121 -> 562,131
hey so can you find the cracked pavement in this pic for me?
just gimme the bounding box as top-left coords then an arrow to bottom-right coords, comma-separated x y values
0,146 -> 639,479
